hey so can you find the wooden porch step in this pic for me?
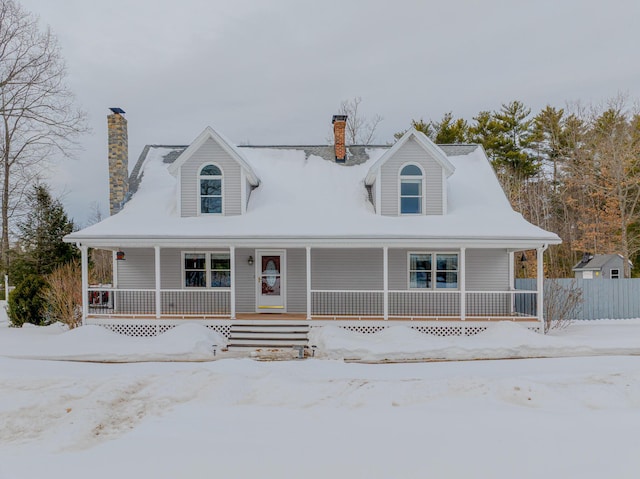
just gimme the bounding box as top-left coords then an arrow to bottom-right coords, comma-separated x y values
230,324 -> 309,333
230,332 -> 308,340
228,322 -> 310,351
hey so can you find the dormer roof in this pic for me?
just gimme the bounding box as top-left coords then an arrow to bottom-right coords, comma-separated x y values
364,129 -> 455,185
167,126 -> 260,186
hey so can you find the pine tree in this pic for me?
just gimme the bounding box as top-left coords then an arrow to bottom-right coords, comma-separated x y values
492,101 -> 538,179
9,184 -> 78,282
432,112 -> 469,144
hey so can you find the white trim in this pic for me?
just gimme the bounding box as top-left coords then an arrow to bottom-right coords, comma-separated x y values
240,169 -> 247,215
398,162 -> 426,216
383,246 -> 388,320
459,247 -> 466,321
537,245 -> 548,332
306,246 -> 311,319
375,170 -> 381,215
81,245 -> 88,326
508,251 -> 515,290
197,163 -> 224,216
441,168 -> 448,215
255,249 -> 287,312
407,251 -> 460,290
154,246 -> 161,319
69,237 -> 560,250
112,250 -> 118,289
167,126 -> 260,185
181,251 -> 232,290
365,128 -> 455,185
230,246 -> 236,319
177,167 -> 182,217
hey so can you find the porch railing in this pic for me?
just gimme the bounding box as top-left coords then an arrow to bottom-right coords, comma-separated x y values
389,291 -> 460,317
87,287 -> 231,317
87,287 -> 537,319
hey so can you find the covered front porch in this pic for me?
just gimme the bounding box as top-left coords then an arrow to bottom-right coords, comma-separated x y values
78,241 -> 548,336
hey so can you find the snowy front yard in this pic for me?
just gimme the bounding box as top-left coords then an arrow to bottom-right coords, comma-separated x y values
1,308 -> 640,478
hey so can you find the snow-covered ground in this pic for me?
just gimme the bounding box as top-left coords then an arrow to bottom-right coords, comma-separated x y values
1,305 -> 640,478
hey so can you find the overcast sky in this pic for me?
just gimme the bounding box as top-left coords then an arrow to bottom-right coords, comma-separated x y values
18,0 -> 640,225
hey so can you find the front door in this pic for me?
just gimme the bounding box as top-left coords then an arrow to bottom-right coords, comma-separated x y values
256,250 -> 286,311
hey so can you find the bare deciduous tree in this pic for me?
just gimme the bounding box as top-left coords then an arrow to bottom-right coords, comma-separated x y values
0,0 -> 87,269
337,97 -> 383,145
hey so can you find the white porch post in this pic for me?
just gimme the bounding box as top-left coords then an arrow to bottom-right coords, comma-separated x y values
154,246 -> 161,319
306,246 -> 311,320
383,246 -> 388,320
230,246 -> 236,319
536,245 -> 547,332
80,244 -> 88,326
460,247 -> 466,321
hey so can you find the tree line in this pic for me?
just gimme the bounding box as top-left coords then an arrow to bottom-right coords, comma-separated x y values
397,98 -> 640,278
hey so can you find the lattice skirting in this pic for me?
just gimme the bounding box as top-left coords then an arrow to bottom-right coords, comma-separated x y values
88,318 -> 542,338
88,319 -> 233,338
310,321 -> 542,337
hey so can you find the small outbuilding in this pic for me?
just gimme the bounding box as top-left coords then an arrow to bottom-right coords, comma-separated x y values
573,254 -> 631,279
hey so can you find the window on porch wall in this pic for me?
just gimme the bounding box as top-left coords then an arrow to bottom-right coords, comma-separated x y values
184,252 -> 231,288
409,253 -> 458,289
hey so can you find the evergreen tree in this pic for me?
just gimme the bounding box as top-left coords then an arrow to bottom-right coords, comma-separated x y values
9,184 -> 78,282
432,112 -> 469,144
468,110 -> 505,159
492,101 -> 538,179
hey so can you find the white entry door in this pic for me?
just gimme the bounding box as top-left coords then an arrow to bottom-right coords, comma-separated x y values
256,250 -> 286,311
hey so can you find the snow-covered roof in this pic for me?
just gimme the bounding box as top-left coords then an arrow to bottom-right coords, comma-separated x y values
66,131 -> 561,248
365,129 -> 455,184
573,254 -> 631,271
167,126 -> 260,186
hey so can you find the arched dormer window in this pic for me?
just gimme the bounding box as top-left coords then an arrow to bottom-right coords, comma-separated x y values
199,164 -> 223,214
399,164 -> 424,214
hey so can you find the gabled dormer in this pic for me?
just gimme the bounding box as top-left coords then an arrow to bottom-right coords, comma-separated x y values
168,127 -> 260,217
365,129 -> 455,216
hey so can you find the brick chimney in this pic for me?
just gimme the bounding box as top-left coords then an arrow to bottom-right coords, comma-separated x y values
107,107 -> 129,215
332,114 -> 347,163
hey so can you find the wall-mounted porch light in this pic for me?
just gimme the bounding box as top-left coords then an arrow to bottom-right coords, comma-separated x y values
116,250 -> 126,261
248,255 -> 254,266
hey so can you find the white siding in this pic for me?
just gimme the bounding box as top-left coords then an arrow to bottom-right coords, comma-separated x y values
380,137 -> 444,216
235,248 -> 255,313
180,138 -> 242,217
311,249 -> 383,290
466,249 -> 510,291
388,248 -> 510,291
116,248 -> 155,289
287,248 -> 307,313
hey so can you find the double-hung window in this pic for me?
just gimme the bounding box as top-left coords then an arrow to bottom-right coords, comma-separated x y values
409,253 -> 458,289
184,252 -> 231,288
400,164 -> 423,214
199,164 -> 222,214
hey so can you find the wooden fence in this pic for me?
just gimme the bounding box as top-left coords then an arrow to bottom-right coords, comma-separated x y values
516,278 -> 640,320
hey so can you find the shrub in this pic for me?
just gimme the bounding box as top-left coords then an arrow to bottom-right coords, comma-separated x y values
544,279 -> 583,332
45,261 -> 82,329
7,275 -> 48,327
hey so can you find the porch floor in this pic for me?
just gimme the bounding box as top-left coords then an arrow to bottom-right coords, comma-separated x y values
87,313 -> 539,323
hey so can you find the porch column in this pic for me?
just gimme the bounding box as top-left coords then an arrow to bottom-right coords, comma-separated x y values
536,245 -> 547,332
306,246 -> 311,320
154,246 -> 161,319
383,246 -> 388,320
459,247 -> 466,321
230,246 -> 236,319
80,244 -> 88,326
